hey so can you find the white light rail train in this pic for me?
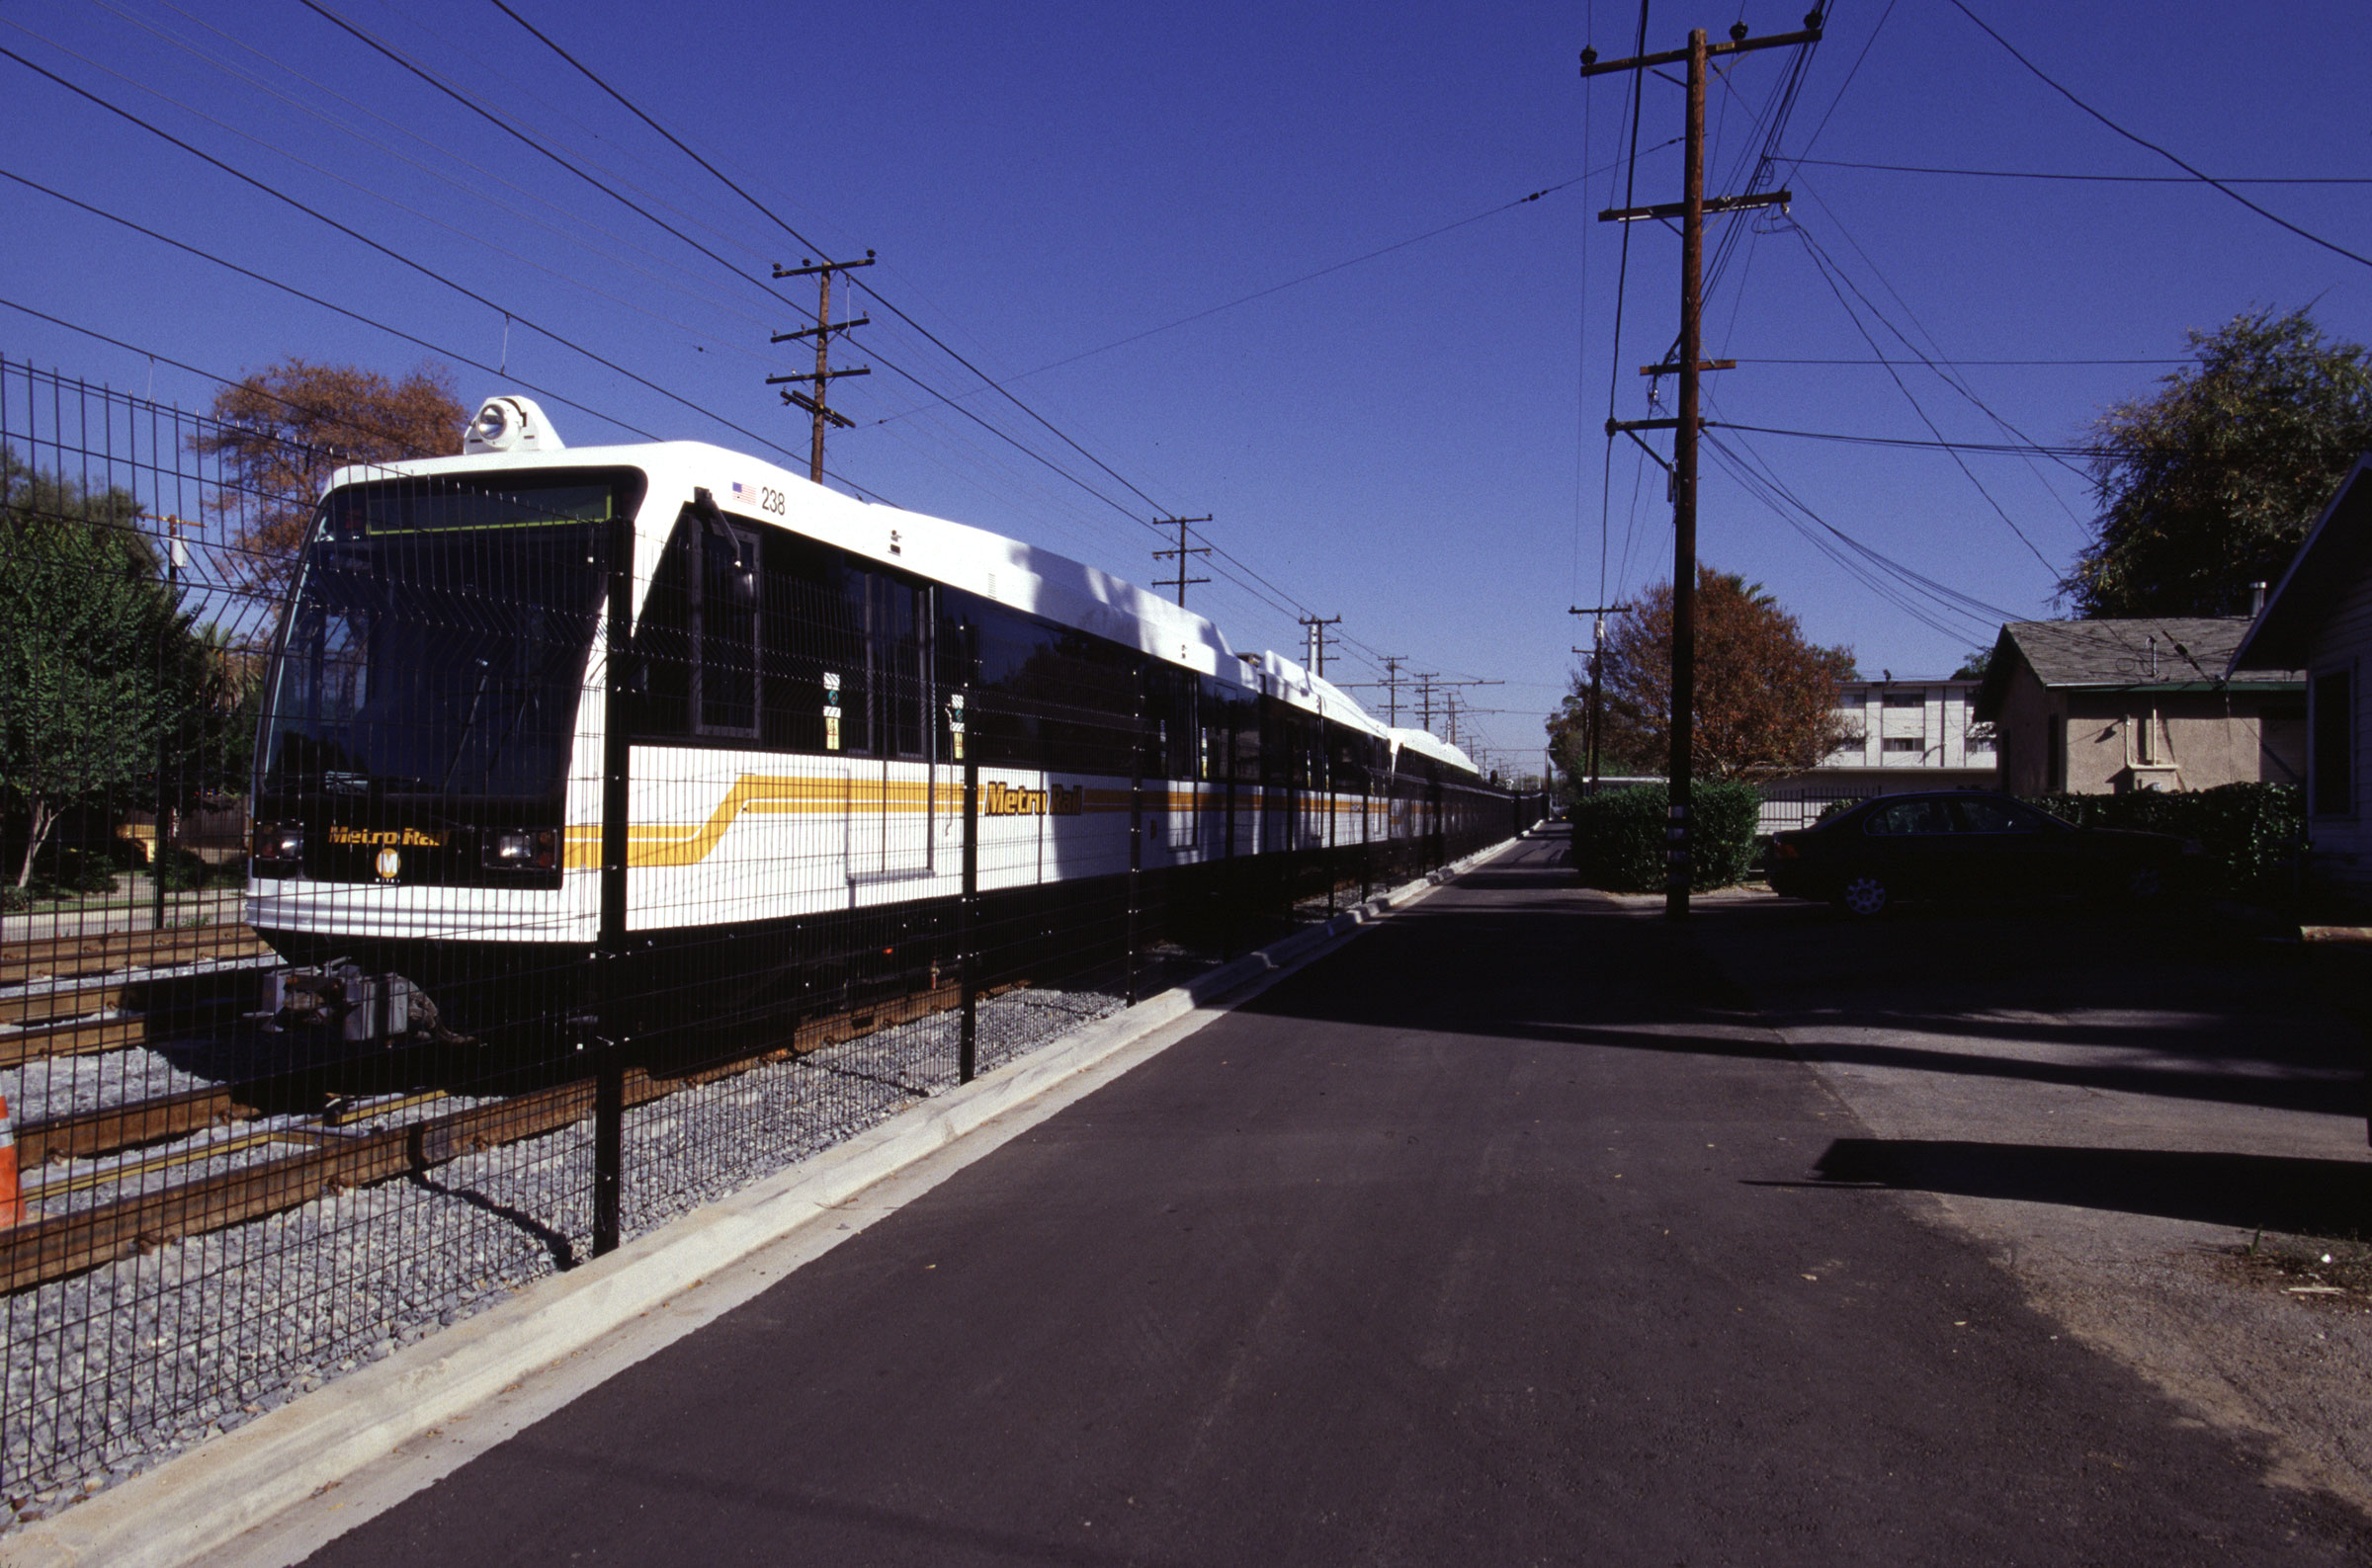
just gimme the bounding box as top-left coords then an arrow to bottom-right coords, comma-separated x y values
245,396 -> 1528,1043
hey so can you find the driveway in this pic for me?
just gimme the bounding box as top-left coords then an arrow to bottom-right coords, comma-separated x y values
1684,885 -> 2372,1510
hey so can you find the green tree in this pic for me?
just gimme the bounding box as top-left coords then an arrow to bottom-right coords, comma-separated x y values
0,451 -> 188,887
1549,567 -> 1856,785
2066,307 -> 2372,618
190,358 -> 465,593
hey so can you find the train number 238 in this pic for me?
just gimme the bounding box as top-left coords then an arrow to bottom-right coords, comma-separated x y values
759,487 -> 787,515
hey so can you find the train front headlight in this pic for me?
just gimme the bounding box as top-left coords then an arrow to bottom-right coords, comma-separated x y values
254,823 -> 304,864
484,829 -> 558,869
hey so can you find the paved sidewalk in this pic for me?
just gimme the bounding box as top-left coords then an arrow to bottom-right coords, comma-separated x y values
290,836 -> 2368,1565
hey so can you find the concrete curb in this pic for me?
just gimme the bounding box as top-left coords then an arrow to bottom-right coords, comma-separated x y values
4,840 -> 1513,1568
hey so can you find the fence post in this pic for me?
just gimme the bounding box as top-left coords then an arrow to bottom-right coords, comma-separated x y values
1222,718 -> 1238,959
1360,765 -> 1372,900
1325,751 -> 1337,914
1126,673 -> 1144,1005
958,687 -> 977,1083
591,510 -> 634,1259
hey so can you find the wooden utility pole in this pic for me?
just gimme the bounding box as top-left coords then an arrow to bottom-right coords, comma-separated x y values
1583,12 -> 1820,919
1567,603 -> 1630,796
1409,674 -> 1501,738
1298,615 -> 1342,677
769,251 -> 875,482
1152,514 -> 1213,607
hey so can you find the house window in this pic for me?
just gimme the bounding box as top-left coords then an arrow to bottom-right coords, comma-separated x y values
2045,723 -> 2066,791
1883,737 -> 1922,753
1882,693 -> 1924,708
2312,667 -> 2353,816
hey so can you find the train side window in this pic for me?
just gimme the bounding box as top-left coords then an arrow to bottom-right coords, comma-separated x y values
632,510 -> 760,741
972,603 -> 1052,769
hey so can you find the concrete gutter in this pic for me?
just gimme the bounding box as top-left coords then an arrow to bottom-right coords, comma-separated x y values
4,841 -> 1513,1568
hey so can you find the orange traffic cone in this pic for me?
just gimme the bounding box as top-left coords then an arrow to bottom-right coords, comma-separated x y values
0,1094 -> 20,1228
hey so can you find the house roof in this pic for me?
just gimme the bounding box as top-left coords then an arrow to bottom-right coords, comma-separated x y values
1972,617 -> 2303,720
2230,453 -> 2372,673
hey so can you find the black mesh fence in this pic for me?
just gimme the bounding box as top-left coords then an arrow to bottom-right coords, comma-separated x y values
0,360 -> 1544,1521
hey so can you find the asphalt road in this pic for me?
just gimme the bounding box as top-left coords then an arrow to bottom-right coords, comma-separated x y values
302,833 -> 2370,1565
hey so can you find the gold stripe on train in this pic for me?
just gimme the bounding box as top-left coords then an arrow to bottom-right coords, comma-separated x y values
558,776 -> 1387,869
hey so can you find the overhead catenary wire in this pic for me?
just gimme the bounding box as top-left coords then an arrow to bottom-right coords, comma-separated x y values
0,47 -> 843,482
471,0 -> 1457,691
14,8 -> 1509,722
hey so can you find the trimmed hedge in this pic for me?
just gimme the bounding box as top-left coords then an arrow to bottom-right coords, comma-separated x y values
1570,781 -> 1763,893
2026,782 -> 2301,899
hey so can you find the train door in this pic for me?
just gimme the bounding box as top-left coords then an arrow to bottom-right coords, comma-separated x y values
1162,668 -> 1200,856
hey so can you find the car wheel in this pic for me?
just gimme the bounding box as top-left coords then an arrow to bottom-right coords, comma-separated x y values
1838,875 -> 1891,917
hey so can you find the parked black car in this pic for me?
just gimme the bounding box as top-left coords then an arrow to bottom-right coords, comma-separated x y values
1765,790 -> 2204,916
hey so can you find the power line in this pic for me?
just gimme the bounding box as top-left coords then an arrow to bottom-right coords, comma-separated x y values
1793,156 -> 2372,186
1792,0 -> 1897,161
1712,420 -> 2092,457
1733,355 -> 2182,367
474,4 -> 1444,684
1945,0 -> 2372,271
1780,220 -> 2065,570
917,164 -> 1654,398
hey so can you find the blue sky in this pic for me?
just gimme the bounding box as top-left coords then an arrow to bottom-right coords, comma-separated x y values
4,0 -> 2369,774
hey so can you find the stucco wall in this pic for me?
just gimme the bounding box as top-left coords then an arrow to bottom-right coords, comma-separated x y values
1991,661 -> 2303,795
2060,695 -> 2300,792
1990,664 -> 2058,794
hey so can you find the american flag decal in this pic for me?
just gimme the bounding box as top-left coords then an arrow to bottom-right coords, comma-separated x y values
730,480 -> 754,502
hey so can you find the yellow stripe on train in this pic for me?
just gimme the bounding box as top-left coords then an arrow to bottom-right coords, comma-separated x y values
559,776 -> 1368,869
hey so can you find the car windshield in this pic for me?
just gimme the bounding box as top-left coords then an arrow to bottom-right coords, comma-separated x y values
259,470 -> 638,804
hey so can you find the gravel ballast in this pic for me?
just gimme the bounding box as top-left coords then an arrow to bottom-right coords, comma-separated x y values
0,979 -> 1134,1527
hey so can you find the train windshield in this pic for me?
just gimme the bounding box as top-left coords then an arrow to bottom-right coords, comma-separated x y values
260,469 -> 643,805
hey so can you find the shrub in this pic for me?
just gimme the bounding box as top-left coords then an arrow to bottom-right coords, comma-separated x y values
150,846 -> 213,891
33,846 -> 120,895
1570,780 -> 1763,893
2026,782 -> 2301,899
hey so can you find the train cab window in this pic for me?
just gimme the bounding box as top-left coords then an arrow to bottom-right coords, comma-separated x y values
700,524 -> 758,736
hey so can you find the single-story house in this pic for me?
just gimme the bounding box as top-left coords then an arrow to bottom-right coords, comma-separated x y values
1972,618 -> 2305,795
2230,453 -> 2372,909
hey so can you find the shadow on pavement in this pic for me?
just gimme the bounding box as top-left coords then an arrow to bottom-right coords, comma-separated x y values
1236,890 -> 2368,1122
1801,1137 -> 2372,1236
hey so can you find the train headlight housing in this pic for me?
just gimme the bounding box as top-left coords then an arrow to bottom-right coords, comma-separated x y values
253,823 -> 304,864
463,396 -> 564,454
484,829 -> 558,869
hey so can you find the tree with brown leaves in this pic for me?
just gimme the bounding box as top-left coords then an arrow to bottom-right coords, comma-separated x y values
190,359 -> 465,591
1549,566 -> 1857,784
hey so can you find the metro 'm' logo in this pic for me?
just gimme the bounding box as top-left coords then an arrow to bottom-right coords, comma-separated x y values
980,783 -> 1083,817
